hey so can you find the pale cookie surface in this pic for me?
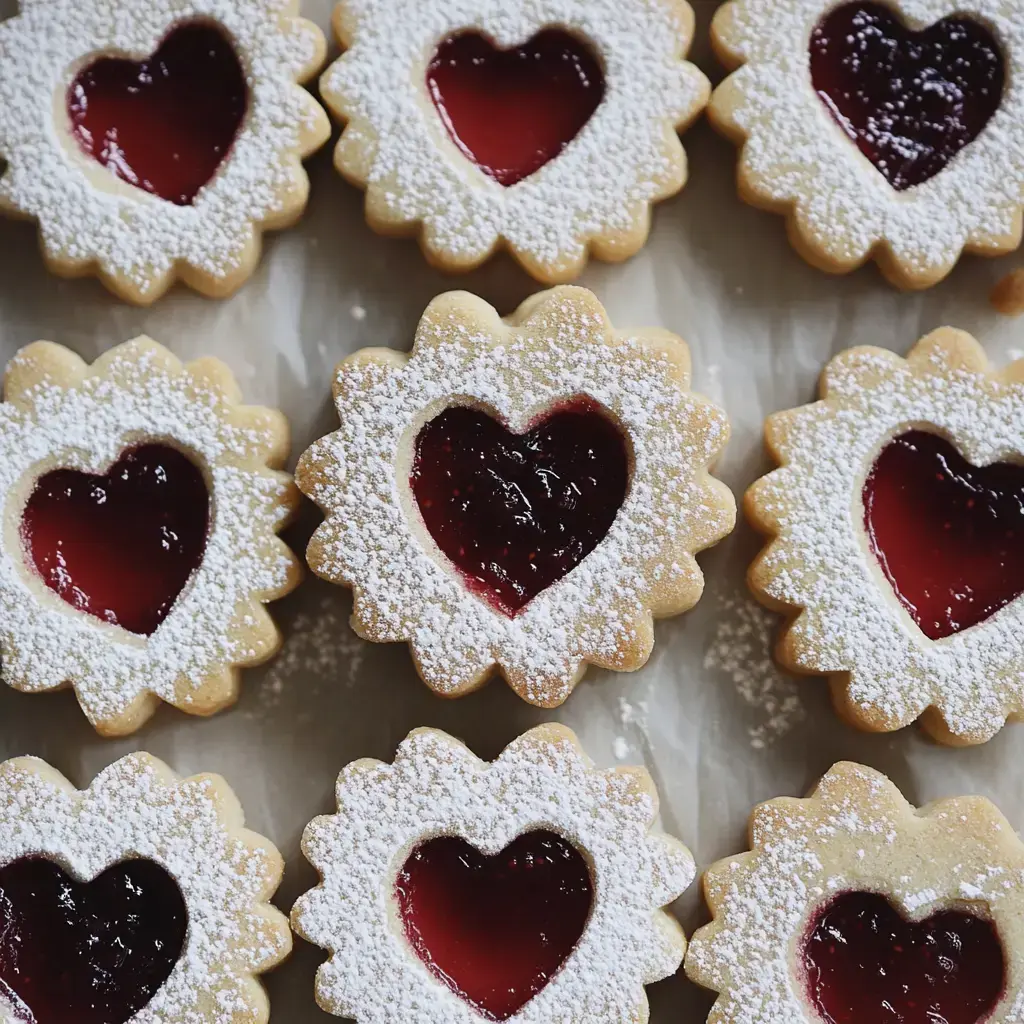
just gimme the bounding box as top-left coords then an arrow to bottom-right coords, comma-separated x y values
0,752 -> 290,1024
746,329 -> 1024,745
297,286 -> 735,707
292,723 -> 694,1024
320,0 -> 709,282
709,0 -> 1024,289
0,338 -> 301,735
0,0 -> 330,304
685,761 -> 1024,1024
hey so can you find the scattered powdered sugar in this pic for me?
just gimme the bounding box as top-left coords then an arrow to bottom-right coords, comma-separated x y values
0,752 -> 289,1024
298,289 -> 734,707
292,725 -> 694,1024
321,0 -> 709,276
704,592 -> 805,749
612,735 -> 631,760
0,0 -> 326,296
749,335 -> 1024,743
0,339 -> 297,732
350,304 -> 368,321
712,0 -> 1024,283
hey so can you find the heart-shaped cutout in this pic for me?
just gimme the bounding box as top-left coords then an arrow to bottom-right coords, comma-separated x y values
68,21 -> 248,205
809,2 -> 1004,190
803,891 -> 1004,1024
0,857 -> 187,1024
396,830 -> 593,1020
426,29 -> 605,186
21,443 -> 210,636
862,430 -> 1024,640
410,400 -> 630,616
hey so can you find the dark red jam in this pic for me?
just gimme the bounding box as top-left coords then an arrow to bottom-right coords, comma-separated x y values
396,830 -> 593,1021
426,30 -> 604,186
68,21 -> 248,205
0,857 -> 187,1024
410,400 -> 629,615
803,891 -> 1004,1024
809,2 -> 1004,190
863,430 -> 1024,640
21,443 -> 210,635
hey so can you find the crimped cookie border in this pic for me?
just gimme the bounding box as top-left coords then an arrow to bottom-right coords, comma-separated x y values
0,0 -> 330,305
709,0 -> 1024,290
0,337 -> 302,735
297,286 -> 735,707
320,0 -> 710,283
292,723 -> 695,1024
747,328 -> 1024,745
0,752 -> 291,1024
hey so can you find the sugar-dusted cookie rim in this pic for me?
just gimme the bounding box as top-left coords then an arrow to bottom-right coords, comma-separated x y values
296,286 -> 735,707
0,337 -> 302,736
320,0 -> 710,283
709,0 -> 1024,290
685,761 -> 1024,1024
0,0 -> 330,305
292,723 -> 695,1024
746,328 -> 1024,745
0,751 -> 291,1024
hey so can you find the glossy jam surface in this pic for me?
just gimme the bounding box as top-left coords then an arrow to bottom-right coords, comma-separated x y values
411,400 -> 629,615
396,830 -> 592,1021
809,2 -> 1004,190
0,857 -> 187,1024
21,443 -> 210,635
863,430 -> 1024,640
803,891 -> 1004,1024
68,22 -> 247,205
426,30 -> 604,186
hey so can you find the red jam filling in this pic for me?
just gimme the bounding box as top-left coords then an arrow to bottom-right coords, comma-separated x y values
0,857 -> 187,1024
396,830 -> 592,1021
426,30 -> 604,186
68,21 -> 248,205
809,2 -> 1004,190
410,400 -> 629,616
21,443 -> 210,636
803,891 -> 1004,1024
863,430 -> 1024,640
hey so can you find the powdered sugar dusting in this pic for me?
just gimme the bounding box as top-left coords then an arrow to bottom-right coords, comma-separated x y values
292,725 -> 694,1024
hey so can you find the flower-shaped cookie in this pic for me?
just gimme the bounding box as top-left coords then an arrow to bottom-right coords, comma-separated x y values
0,337 -> 301,735
686,762 -> 1024,1024
0,752 -> 290,1024
297,286 -> 735,707
747,328 -> 1024,745
0,0 -> 330,304
709,0 -> 1024,289
320,0 -> 710,281
292,724 -> 694,1024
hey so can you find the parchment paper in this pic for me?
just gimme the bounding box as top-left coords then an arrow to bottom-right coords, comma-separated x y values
1,1 -> 1023,1019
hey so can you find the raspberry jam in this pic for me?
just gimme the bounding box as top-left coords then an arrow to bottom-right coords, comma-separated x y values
809,2 -> 1004,190
863,430 -> 1024,640
803,891 -> 1004,1024
68,21 -> 248,205
426,30 -> 604,186
21,443 -> 210,636
0,857 -> 187,1024
410,400 -> 629,615
396,830 -> 592,1021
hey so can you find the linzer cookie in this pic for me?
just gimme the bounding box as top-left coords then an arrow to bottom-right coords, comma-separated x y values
292,724 -> 694,1024
0,0 -> 330,304
318,0 -> 710,281
0,752 -> 290,1024
686,762 -> 1024,1024
747,328 -> 1024,745
296,287 -> 735,707
0,338 -> 301,735
709,0 -> 1024,289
